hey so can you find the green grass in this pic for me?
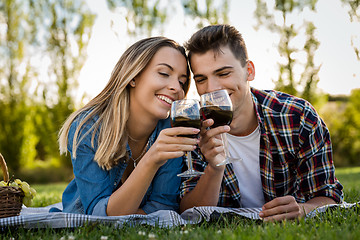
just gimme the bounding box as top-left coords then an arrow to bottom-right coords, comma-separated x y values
335,166 -> 360,202
1,167 -> 359,239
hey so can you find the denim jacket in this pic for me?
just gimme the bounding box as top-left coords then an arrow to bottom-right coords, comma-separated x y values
57,114 -> 183,216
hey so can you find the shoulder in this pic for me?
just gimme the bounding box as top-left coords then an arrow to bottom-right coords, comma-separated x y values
70,111 -> 99,134
251,88 -> 315,116
68,110 -> 100,147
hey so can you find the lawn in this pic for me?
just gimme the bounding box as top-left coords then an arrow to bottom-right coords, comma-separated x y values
2,167 -> 359,239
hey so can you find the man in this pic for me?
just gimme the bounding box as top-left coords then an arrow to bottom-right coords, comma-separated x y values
180,24 -> 343,222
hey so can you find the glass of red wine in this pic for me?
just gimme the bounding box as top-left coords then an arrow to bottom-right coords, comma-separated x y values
171,99 -> 204,177
200,89 -> 240,166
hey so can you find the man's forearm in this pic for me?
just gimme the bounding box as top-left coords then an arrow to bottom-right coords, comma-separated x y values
180,165 -> 225,212
300,196 -> 336,215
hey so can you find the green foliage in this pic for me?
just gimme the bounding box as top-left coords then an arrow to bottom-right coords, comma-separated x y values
341,0 -> 360,60
37,0 -> 96,167
328,89 -> 360,166
0,0 -> 36,171
182,0 -> 229,27
0,0 -> 95,172
106,0 -> 229,37
31,182 -> 68,207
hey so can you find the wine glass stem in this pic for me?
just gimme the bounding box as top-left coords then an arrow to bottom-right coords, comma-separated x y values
186,151 -> 193,171
221,133 -> 230,159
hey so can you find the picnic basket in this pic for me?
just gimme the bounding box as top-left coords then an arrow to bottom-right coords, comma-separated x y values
0,153 -> 24,218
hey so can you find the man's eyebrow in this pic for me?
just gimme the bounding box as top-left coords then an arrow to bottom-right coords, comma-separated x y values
193,66 -> 234,79
193,73 -> 205,79
214,66 -> 233,74
157,63 -> 174,71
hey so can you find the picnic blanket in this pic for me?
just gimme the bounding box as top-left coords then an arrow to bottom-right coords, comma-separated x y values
0,201 -> 358,229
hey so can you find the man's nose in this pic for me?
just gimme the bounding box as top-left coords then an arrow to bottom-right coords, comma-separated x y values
205,77 -> 222,93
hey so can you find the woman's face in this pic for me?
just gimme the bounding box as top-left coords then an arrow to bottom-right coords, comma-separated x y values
130,46 -> 188,121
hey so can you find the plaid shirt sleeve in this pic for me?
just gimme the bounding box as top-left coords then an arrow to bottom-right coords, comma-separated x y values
295,101 -> 343,203
180,150 -> 242,207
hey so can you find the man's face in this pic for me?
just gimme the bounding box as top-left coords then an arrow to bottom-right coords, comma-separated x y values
190,45 -> 255,119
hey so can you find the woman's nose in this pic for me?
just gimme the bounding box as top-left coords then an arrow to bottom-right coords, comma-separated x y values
168,77 -> 183,92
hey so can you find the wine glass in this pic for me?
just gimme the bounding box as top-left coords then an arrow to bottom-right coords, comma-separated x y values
200,89 -> 241,166
171,99 -> 204,177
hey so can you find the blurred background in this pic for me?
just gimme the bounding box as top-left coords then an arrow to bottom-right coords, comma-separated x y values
0,0 -> 359,184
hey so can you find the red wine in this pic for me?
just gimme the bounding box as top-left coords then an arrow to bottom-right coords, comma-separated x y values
200,106 -> 233,128
171,116 -> 201,138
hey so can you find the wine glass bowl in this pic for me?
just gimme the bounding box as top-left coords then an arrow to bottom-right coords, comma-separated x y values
170,99 -> 204,177
200,89 -> 240,166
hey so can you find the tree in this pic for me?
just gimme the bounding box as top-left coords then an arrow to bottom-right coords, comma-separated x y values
254,0 -> 325,106
330,88 -> 360,166
0,0 -> 95,171
106,0 -> 229,37
0,0 -> 37,171
33,0 -> 95,167
341,0 -> 360,61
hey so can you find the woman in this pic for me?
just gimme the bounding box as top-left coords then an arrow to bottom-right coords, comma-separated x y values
57,37 -> 199,216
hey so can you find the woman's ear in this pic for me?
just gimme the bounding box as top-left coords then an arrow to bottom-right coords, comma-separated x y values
246,60 -> 255,81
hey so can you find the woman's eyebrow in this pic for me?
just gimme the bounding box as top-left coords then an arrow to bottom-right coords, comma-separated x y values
157,63 -> 174,71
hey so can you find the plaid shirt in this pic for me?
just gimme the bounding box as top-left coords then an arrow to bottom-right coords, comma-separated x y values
180,88 -> 343,207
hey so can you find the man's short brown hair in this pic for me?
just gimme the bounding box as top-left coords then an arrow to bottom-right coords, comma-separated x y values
185,24 -> 248,67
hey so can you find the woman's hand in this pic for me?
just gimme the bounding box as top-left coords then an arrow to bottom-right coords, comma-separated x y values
145,127 -> 200,167
198,119 -> 230,169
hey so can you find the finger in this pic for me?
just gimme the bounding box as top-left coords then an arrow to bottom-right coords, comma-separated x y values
260,204 -> 291,218
151,140 -> 197,153
201,125 -> 230,143
262,196 -> 294,210
260,201 -> 300,219
199,134 -> 223,149
204,145 -> 225,159
148,151 -> 185,164
201,119 -> 214,129
263,211 -> 300,222
159,135 -> 199,145
165,127 -> 200,137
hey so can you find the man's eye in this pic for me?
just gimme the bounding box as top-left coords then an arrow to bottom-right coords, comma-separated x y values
195,78 -> 206,83
219,72 -> 230,77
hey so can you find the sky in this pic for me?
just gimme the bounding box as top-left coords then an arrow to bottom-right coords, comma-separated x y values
78,0 -> 360,102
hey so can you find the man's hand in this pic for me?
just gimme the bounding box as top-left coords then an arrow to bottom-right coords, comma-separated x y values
259,195 -> 336,222
198,118 -> 230,168
259,196 -> 304,222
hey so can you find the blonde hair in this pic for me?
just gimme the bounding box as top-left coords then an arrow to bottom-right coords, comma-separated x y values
59,37 -> 190,170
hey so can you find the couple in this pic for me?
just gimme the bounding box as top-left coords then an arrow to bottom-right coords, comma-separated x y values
57,24 -> 343,222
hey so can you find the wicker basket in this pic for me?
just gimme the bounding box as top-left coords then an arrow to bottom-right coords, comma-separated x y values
0,153 -> 24,218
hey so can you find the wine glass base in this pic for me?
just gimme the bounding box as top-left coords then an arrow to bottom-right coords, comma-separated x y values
177,170 -> 204,178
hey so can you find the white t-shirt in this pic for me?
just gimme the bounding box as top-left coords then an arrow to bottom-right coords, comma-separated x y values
226,126 -> 265,208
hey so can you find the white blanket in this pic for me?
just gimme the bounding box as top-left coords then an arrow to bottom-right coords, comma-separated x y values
0,201 -> 358,229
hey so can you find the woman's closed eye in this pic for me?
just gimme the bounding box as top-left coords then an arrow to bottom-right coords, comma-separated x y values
159,72 -> 169,77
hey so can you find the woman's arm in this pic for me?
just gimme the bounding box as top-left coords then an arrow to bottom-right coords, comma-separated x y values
106,126 -> 199,216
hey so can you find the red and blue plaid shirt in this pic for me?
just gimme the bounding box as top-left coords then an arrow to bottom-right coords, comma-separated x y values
180,88 -> 343,207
